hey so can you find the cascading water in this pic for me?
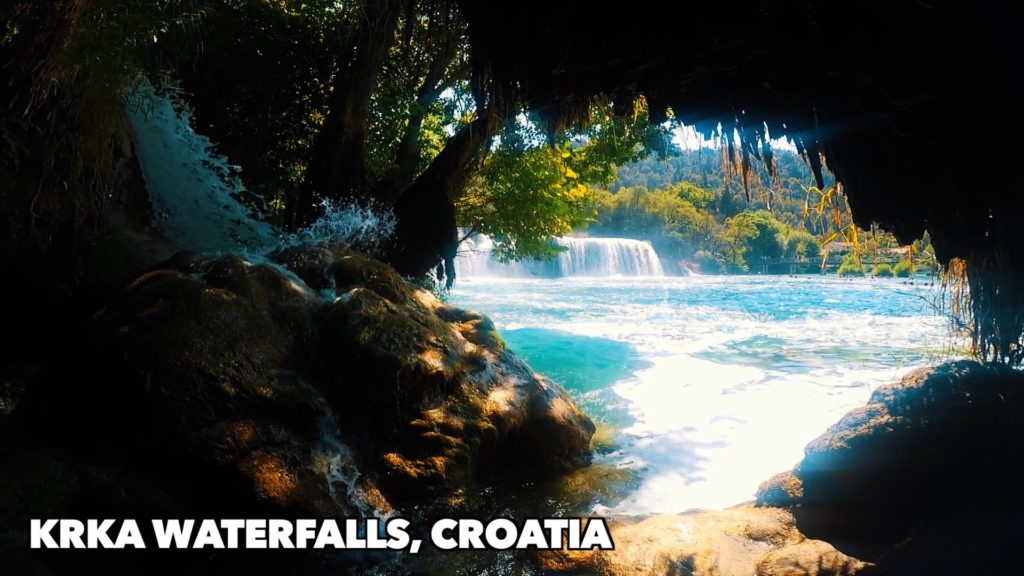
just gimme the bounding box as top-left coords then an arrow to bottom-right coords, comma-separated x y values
317,415 -> 390,518
127,83 -> 395,256
455,235 -> 667,278
127,83 -> 276,253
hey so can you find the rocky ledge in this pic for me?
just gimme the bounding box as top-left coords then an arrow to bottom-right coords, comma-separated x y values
756,361 -> 1024,575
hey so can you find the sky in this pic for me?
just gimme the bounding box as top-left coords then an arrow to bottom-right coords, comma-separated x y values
672,124 -> 798,152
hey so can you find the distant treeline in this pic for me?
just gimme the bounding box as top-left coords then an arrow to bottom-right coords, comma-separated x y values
584,149 -> 935,275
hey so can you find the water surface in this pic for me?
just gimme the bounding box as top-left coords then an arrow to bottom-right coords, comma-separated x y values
450,275 -> 957,514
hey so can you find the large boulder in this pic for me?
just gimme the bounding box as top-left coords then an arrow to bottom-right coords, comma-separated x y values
283,244 -> 595,501
532,505 -> 866,576
15,252 -> 347,521
10,244 -> 594,519
756,361 -> 1024,571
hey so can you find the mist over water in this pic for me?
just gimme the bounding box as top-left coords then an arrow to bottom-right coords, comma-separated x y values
450,275 -> 958,514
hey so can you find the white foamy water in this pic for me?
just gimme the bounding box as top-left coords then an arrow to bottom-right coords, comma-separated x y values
456,235 -> 666,278
449,275 -> 960,515
128,84 -> 395,257
128,83 -> 277,253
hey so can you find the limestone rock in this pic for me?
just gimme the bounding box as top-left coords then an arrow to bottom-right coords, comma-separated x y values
309,247 -> 595,501
533,505 -> 865,576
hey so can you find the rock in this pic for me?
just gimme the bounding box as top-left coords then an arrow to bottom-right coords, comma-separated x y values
3,246 -> 595,574
13,245 -> 594,516
755,471 -> 804,509
311,248 -> 595,501
756,361 -> 1024,565
532,505 -> 866,576
758,540 -> 867,576
16,253 -> 347,522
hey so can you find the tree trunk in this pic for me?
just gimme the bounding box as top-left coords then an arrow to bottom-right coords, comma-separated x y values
387,108 -> 500,284
285,0 -> 402,229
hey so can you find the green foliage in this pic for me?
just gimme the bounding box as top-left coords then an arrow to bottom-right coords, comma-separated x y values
460,143 -> 590,262
175,1 -> 368,215
1,0 -> 206,231
458,101 -> 667,261
725,210 -> 787,267
587,148 -> 936,276
587,183 -> 716,265
838,253 -> 865,277
671,182 -> 716,211
893,259 -> 915,277
784,229 -> 821,263
871,263 -> 893,277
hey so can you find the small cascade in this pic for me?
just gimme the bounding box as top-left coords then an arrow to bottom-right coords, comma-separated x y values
128,83 -> 276,253
317,415 -> 390,518
456,235 -> 666,278
128,83 -> 394,257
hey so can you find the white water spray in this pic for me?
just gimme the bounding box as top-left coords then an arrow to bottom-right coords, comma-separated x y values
127,83 -> 276,252
127,84 -> 394,256
455,235 -> 667,278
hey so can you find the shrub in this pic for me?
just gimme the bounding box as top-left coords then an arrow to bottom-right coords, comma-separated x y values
871,263 -> 894,277
893,259 -> 915,277
838,254 -> 865,277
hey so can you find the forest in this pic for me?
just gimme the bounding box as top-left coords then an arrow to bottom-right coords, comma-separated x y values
582,150 -> 937,276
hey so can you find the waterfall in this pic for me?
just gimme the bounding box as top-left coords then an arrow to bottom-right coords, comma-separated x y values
128,83 -> 276,253
128,83 -> 396,256
316,415 -> 390,518
456,235 -> 666,278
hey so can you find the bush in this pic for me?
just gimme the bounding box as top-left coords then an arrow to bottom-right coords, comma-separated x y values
871,263 -> 894,277
893,259 -> 915,277
838,254 -> 865,277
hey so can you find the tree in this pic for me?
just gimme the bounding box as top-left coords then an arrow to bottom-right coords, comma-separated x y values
785,229 -> 822,263
174,0 -> 495,282
457,101 -> 664,263
459,143 -> 591,262
838,253 -> 865,277
723,210 -> 788,271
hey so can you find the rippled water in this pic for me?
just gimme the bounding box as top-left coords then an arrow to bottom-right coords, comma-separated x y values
449,275 -> 960,514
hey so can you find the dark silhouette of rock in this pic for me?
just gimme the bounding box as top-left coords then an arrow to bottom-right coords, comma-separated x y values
757,361 -> 1024,573
1,245 -> 595,574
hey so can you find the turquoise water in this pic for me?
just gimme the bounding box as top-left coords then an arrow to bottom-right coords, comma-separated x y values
449,275 -> 958,514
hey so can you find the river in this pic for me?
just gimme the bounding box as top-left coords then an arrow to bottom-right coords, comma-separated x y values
449,274 -> 958,514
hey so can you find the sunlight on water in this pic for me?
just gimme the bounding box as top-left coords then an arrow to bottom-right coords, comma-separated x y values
450,275 -> 959,514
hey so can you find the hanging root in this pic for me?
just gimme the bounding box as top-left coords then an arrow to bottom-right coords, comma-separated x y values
948,251 -> 1024,366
